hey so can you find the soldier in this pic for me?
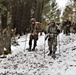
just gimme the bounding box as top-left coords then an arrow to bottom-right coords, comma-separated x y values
62,19 -> 71,35
27,18 -> 40,51
45,20 -> 60,58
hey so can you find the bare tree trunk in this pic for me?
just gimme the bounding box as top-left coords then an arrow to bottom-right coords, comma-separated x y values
0,15 -> 4,55
4,0 -> 12,54
4,25 -> 11,54
3,0 -> 12,54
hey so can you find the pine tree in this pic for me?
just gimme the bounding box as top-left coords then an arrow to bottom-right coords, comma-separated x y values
62,0 -> 76,22
62,5 -> 73,20
42,0 -> 60,22
43,0 -> 50,20
55,9 -> 61,22
50,0 -> 58,20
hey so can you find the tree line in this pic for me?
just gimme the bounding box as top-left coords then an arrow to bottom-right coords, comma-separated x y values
0,0 -> 49,55
0,0 -> 60,55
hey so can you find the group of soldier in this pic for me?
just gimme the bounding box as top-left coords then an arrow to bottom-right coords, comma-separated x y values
26,18 -> 76,58
61,19 -> 76,35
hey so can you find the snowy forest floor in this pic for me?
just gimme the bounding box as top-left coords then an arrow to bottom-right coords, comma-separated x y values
0,32 -> 76,75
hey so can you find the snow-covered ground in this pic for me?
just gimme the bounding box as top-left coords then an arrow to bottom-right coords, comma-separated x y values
0,32 -> 76,75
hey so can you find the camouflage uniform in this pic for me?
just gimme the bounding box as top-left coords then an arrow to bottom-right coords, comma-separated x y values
45,20 -> 60,56
28,18 -> 40,51
71,23 -> 76,33
62,20 -> 71,35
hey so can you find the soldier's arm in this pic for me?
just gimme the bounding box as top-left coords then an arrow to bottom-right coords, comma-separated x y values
44,25 -> 50,34
45,33 -> 50,40
56,25 -> 61,34
27,25 -> 32,33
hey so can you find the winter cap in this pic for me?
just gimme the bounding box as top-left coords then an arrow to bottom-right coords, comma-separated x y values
50,20 -> 55,23
30,18 -> 36,22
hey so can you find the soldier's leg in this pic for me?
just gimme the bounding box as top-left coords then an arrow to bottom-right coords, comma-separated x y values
64,26 -> 68,35
28,34 -> 33,51
67,27 -> 70,35
48,38 -> 52,56
66,27 -> 69,35
51,37 -> 57,59
65,29 -> 67,35
63,27 -> 66,34
32,34 -> 38,51
32,40 -> 37,51
52,37 -> 57,55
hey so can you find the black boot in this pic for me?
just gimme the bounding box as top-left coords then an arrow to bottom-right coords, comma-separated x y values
27,46 -> 31,51
32,46 -> 35,51
48,51 -> 52,56
28,47 -> 31,51
52,51 -> 56,59
32,40 -> 37,51
28,39 -> 32,51
52,54 -> 56,59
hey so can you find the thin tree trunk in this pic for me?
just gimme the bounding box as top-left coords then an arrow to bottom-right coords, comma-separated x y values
0,15 -> 4,55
